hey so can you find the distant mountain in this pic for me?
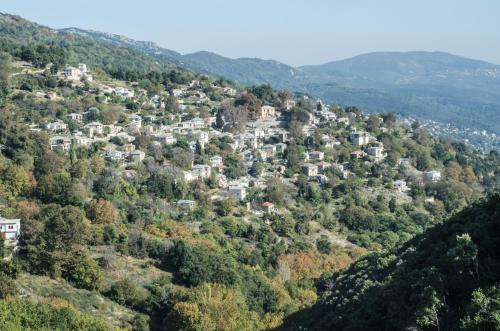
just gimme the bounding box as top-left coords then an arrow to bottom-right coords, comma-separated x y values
182,51 -> 305,87
301,52 -> 500,133
60,28 -> 305,88
60,27 -> 500,134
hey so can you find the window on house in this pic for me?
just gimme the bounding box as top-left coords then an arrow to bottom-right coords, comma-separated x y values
8,225 -> 14,229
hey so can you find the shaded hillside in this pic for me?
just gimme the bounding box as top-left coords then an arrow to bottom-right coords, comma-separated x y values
182,51 -> 305,87
282,193 -> 500,330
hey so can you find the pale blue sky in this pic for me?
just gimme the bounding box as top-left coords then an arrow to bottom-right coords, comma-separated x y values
2,0 -> 499,66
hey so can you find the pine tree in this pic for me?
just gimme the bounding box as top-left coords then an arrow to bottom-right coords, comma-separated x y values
0,237 -> 4,259
215,109 -> 224,129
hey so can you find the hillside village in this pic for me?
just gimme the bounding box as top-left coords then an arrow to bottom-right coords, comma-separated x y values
0,22 -> 499,330
13,61 -> 455,221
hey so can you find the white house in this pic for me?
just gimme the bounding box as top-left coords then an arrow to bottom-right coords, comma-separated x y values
196,131 -> 210,144
85,121 -> 104,136
223,87 -> 237,97
65,64 -> 92,81
284,99 -> 296,110
129,150 -> 145,162
351,150 -> 366,159
179,117 -> 205,130
210,155 -> 223,168
423,171 -> 441,183
0,217 -> 21,241
178,200 -> 195,212
252,129 -> 265,138
115,132 -> 136,143
319,110 -> 337,121
229,184 -> 247,201
302,164 -> 319,177
183,171 -> 195,182
65,66 -> 80,80
129,114 -> 142,128
366,146 -> 385,159
394,180 -> 409,193
46,121 -> 67,132
317,161 -> 331,173
50,136 -> 71,152
172,89 -> 185,97
316,174 -> 329,185
260,105 -> 276,118
71,133 -> 91,148
349,131 -> 371,146
275,143 -> 287,153
261,201 -> 276,213
192,164 -> 211,179
308,151 -> 325,161
333,163 -> 345,173
191,117 -> 205,129
322,135 -> 340,148
261,145 -> 277,159
122,143 -> 136,153
217,174 -> 228,188
114,88 -> 135,98
141,125 -> 155,135
154,133 -> 176,145
337,117 -> 350,125
398,158 -> 412,167
67,113 -> 83,122
78,63 -> 88,74
105,150 -> 124,161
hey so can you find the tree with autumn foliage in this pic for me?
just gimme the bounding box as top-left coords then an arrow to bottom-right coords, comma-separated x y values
165,283 -> 262,331
85,199 -> 119,224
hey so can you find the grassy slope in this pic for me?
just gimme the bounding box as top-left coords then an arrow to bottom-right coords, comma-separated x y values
15,274 -> 142,329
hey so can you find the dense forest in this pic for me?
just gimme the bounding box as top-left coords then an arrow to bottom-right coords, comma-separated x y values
283,193 -> 500,330
0,12 -> 499,331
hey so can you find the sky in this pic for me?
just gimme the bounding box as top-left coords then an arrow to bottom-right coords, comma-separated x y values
2,0 -> 500,66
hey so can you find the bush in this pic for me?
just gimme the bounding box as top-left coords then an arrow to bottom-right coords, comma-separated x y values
168,241 -> 239,287
63,253 -> 103,291
0,299 -> 110,330
0,259 -> 21,278
0,274 -> 18,299
106,279 -> 151,310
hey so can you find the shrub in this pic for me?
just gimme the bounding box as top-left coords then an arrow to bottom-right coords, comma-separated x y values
106,279 -> 150,310
63,253 -> 103,291
168,241 -> 239,287
0,299 -> 110,330
0,274 -> 18,299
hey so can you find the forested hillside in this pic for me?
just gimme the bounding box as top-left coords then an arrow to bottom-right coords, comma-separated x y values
0,12 -> 499,331
0,13 -> 178,79
283,193 -> 500,330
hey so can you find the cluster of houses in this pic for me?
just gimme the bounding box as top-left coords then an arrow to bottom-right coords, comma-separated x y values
36,63 -> 445,215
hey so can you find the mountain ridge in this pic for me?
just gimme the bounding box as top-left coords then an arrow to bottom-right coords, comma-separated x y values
58,26 -> 500,134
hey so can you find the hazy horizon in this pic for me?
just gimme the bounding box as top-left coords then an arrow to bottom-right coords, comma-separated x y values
2,0 -> 500,66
